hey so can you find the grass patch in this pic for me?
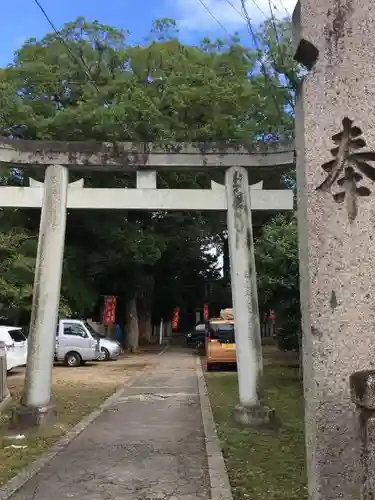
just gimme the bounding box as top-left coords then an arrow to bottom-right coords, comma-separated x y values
205,365 -> 307,500
0,382 -> 117,486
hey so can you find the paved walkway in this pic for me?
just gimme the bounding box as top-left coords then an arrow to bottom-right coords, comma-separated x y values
10,348 -> 210,500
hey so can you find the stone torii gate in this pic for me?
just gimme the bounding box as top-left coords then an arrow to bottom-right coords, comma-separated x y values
0,138 -> 293,425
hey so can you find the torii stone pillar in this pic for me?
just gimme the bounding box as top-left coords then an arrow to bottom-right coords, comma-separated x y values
21,165 -> 68,425
294,0 -> 375,497
225,167 -> 273,425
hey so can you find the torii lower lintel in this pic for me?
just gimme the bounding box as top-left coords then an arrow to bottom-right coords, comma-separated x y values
0,184 -> 293,211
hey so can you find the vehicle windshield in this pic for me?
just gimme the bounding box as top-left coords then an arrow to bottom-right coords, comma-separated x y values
8,328 -> 26,342
83,321 -> 104,338
209,323 -> 235,343
194,323 -> 206,332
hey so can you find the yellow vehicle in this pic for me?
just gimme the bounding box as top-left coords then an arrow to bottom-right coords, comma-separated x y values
206,309 -> 236,371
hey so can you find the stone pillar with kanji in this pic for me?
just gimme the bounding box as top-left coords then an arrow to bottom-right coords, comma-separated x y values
294,0 -> 375,497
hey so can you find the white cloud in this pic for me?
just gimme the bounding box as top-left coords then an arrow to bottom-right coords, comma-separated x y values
175,0 -> 297,32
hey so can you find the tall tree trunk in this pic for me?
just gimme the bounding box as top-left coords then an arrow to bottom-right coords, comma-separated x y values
165,320 -> 172,339
138,299 -> 152,343
126,296 -> 139,352
137,280 -> 154,344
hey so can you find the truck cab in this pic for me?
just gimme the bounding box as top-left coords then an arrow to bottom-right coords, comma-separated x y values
55,319 -> 101,367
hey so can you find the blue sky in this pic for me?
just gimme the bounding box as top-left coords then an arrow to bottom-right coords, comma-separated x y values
0,0 -> 296,67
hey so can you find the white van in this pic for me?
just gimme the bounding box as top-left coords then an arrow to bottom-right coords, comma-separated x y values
55,319 -> 101,367
0,326 -> 28,372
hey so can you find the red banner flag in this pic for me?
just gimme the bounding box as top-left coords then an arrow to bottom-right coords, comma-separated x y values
103,296 -> 117,325
203,303 -> 209,320
172,307 -> 180,330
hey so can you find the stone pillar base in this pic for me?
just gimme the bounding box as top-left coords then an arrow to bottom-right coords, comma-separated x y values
12,404 -> 56,428
233,403 -> 275,427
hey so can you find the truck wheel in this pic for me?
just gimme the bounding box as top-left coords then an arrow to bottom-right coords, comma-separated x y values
207,363 -> 214,372
65,352 -> 81,367
100,347 -> 110,361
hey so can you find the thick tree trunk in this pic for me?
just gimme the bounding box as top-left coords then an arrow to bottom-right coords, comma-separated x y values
137,280 -> 154,344
165,320 -> 172,338
138,303 -> 152,343
125,296 -> 139,352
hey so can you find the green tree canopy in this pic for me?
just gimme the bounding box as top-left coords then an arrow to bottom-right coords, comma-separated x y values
255,214 -> 300,349
0,16 -> 297,332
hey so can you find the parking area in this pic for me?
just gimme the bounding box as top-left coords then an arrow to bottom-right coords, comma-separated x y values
6,354 -> 150,395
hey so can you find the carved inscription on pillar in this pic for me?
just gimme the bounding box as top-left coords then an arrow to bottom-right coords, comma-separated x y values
317,117 -> 375,221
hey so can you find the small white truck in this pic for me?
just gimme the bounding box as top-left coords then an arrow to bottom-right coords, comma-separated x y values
55,319 -> 101,367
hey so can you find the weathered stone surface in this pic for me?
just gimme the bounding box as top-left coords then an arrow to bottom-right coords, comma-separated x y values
12,404 -> 56,429
233,404 -> 275,427
0,137 -> 294,171
294,0 -> 375,498
359,411 -> 375,499
23,165 -> 68,413
350,370 -> 375,410
350,370 -> 375,498
225,166 -> 263,408
0,183 -> 294,211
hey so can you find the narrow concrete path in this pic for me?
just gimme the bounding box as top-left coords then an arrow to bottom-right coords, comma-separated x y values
10,348 -> 210,500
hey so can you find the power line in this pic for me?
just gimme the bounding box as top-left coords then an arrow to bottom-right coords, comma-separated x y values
273,0 -> 291,18
266,0 -> 284,67
224,0 -> 267,20
224,0 -> 288,85
32,0 -> 102,97
32,0 -> 134,140
265,0 -> 298,100
192,0 -> 289,134
267,0 -> 282,41
236,0 -> 285,124
196,0 -> 231,35
223,0 -> 246,19
239,0 -> 260,46
246,0 -> 267,18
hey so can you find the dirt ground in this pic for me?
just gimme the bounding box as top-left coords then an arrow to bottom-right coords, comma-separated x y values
6,352 -> 153,395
